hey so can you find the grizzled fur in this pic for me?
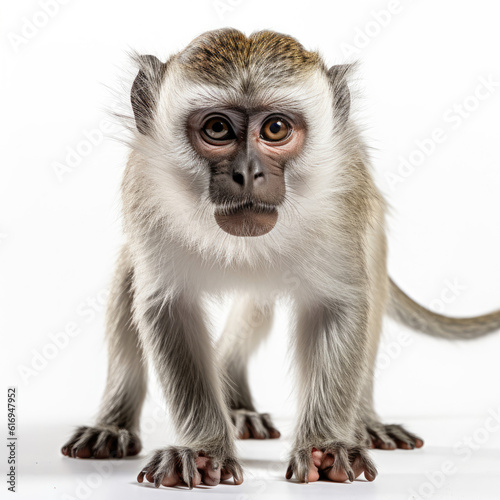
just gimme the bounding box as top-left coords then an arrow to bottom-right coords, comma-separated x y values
62,28 -> 500,488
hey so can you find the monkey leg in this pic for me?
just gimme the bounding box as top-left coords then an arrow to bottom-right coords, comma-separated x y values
217,295 -> 280,439
62,247 -> 147,459
134,291 -> 242,488
358,282 -> 424,452
286,298 -> 378,483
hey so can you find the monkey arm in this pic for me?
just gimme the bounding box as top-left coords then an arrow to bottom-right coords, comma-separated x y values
132,281 -> 243,487
135,293 -> 233,449
294,298 -> 370,443
286,295 -> 377,483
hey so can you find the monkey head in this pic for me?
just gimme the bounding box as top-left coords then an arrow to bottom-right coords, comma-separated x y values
127,29 -> 353,247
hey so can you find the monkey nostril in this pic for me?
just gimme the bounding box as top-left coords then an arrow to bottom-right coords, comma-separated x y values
253,171 -> 265,186
232,171 -> 245,186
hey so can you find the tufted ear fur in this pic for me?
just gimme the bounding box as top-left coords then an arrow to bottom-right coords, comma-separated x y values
130,55 -> 166,135
326,64 -> 352,129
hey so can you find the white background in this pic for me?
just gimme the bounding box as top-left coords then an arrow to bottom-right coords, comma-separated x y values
2,0 -> 500,498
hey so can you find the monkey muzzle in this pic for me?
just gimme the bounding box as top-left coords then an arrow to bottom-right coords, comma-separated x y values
214,200 -> 278,237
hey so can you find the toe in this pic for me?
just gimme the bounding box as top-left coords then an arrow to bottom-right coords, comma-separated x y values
128,436 -> 141,456
94,441 -> 111,459
395,440 -> 414,450
239,427 -> 251,439
261,414 -> 281,439
74,447 -> 91,459
268,428 -> 281,439
246,419 -> 266,439
374,438 -> 396,450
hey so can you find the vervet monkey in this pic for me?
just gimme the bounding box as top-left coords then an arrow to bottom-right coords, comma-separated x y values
61,29 -> 500,488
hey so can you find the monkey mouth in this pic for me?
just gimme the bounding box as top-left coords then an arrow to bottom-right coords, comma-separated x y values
214,200 -> 278,237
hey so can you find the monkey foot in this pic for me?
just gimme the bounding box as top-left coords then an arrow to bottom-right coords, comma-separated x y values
137,446 -> 243,488
61,425 -> 141,459
231,409 -> 280,439
286,444 -> 377,483
365,422 -> 424,450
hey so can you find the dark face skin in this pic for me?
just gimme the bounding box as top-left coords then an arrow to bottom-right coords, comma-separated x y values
188,108 -> 306,237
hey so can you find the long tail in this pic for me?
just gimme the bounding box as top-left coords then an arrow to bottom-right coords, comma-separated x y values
387,278 -> 500,340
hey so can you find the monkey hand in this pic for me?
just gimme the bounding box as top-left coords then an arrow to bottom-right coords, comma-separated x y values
137,446 -> 243,489
61,425 -> 141,459
286,442 -> 377,483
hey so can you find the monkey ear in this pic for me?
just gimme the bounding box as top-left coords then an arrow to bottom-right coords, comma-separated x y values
131,54 -> 166,135
326,64 -> 352,129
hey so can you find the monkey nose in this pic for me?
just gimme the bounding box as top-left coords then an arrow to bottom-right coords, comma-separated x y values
231,162 -> 265,189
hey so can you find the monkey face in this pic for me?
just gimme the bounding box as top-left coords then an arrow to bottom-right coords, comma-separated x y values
187,109 -> 306,237
128,29 -> 352,259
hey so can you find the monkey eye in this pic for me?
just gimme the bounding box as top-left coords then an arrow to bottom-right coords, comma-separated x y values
260,117 -> 291,142
202,117 -> 235,143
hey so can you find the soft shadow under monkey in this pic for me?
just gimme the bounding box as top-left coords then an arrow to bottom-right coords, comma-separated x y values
61,29 -> 500,488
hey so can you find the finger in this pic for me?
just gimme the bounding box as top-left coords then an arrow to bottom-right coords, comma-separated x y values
192,471 -> 202,487
311,449 -> 324,467
161,474 -> 181,487
224,459 -> 244,485
320,453 -> 348,482
322,451 -> 354,483
307,461 -> 320,482
201,466 -> 221,486
220,468 -> 232,481
351,456 -> 370,480
195,456 -> 209,468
